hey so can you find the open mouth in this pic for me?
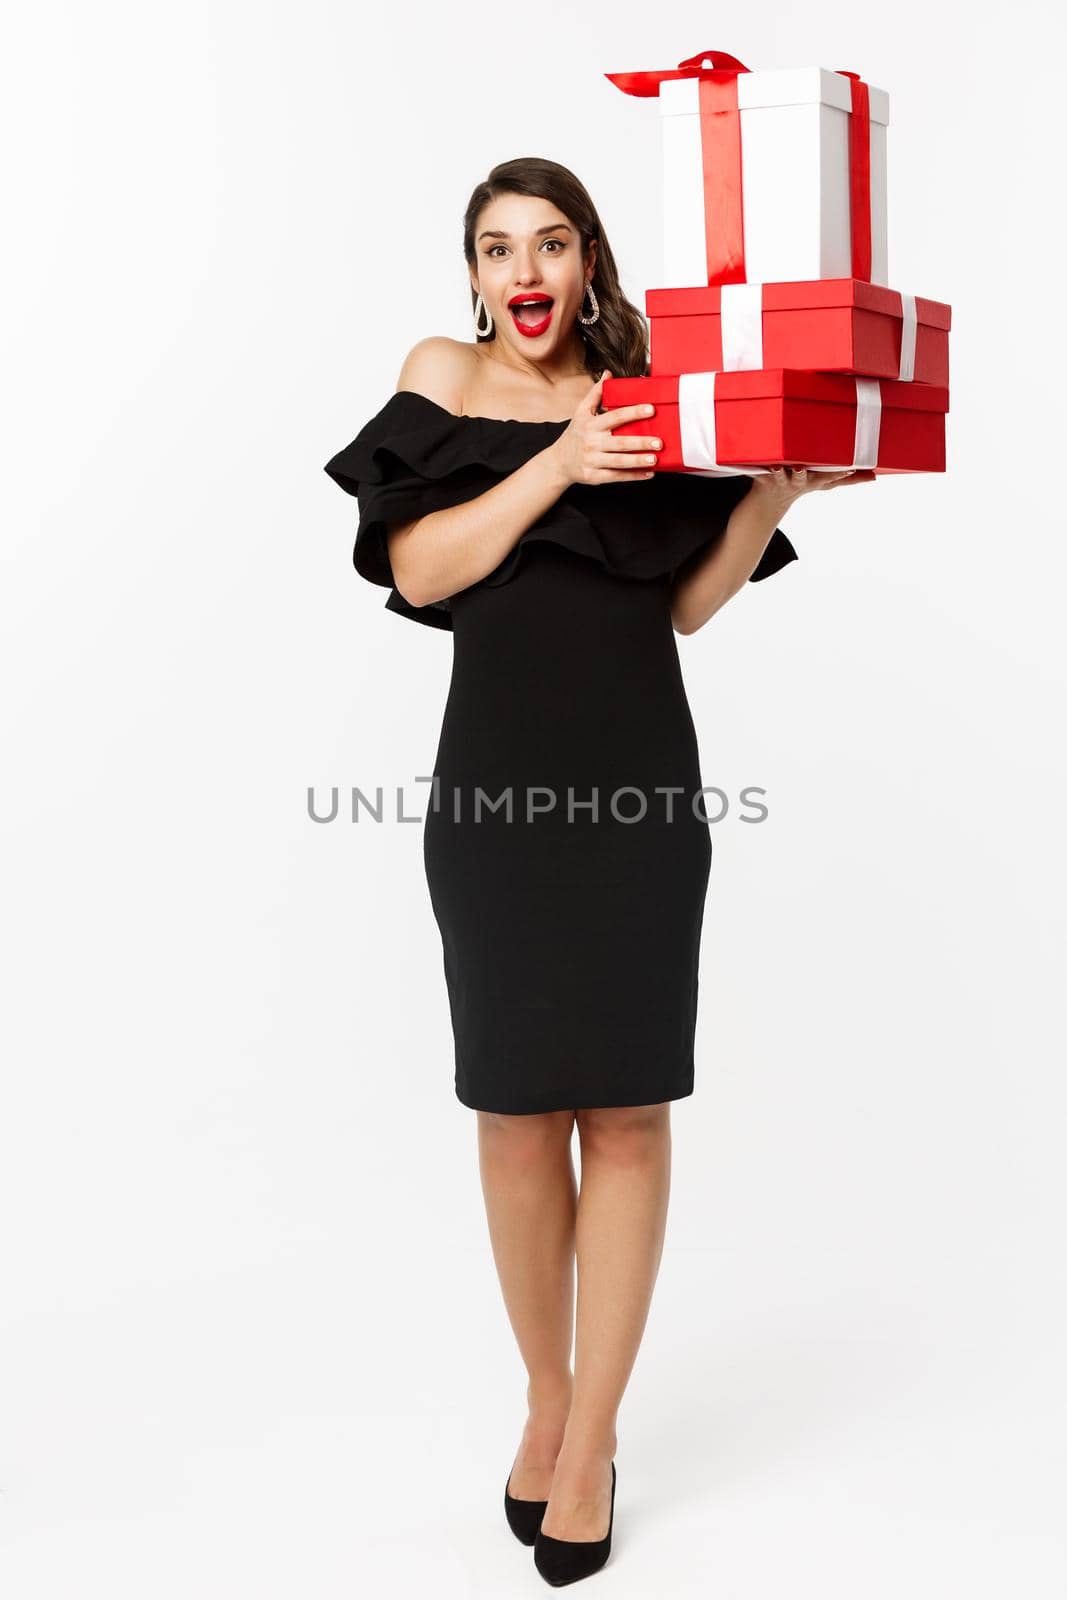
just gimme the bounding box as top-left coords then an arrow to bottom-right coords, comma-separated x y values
510,298 -> 554,334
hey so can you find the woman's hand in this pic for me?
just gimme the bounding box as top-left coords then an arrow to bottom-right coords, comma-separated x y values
744,463 -> 877,516
549,370 -> 661,488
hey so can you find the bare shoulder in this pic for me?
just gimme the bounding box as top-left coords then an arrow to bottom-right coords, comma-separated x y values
395,336 -> 476,415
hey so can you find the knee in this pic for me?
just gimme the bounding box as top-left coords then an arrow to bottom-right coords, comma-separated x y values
477,1108 -> 575,1168
575,1103 -> 670,1161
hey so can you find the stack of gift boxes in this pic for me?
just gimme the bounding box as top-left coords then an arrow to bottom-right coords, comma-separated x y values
601,50 -> 951,476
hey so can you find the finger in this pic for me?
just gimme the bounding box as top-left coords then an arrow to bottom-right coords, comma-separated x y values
583,370 -> 607,409
599,431 -> 662,452
591,448 -> 660,471
601,402 -> 658,427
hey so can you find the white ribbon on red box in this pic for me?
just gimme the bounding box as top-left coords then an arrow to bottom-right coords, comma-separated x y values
678,370 -> 883,473
717,284 -> 918,380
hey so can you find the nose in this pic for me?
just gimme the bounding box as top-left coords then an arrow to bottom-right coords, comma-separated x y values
513,249 -> 542,282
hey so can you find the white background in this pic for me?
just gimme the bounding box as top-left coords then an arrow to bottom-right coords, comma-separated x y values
3,1 -> 1065,1594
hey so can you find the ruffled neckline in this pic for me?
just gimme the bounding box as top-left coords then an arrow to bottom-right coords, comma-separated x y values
394,390 -> 575,429
323,390 -> 799,631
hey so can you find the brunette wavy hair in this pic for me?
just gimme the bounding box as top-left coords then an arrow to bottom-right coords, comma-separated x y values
462,157 -> 650,380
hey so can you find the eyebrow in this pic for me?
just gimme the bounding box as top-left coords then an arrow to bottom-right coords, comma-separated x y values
476,222 -> 574,242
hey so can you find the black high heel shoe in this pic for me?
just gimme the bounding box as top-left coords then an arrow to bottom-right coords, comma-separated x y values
504,1468 -> 549,1545
533,1459 -> 616,1586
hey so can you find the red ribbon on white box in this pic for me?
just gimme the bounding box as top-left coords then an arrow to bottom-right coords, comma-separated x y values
606,51 -> 876,285
719,284 -> 919,380
678,371 -> 883,473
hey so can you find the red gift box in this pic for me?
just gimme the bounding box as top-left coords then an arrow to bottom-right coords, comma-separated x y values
646,280 -> 951,385
604,370 -> 949,474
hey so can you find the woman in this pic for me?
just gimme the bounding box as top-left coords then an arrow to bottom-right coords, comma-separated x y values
324,157 -> 867,1585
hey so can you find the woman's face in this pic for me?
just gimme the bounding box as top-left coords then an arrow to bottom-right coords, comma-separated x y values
470,193 -> 595,362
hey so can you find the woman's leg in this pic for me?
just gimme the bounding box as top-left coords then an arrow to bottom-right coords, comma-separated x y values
540,1102 -> 672,1540
476,1107 -> 579,1499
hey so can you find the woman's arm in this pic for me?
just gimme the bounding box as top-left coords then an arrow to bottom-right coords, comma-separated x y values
385,343 -> 659,609
383,340 -> 571,607
388,449 -> 574,610
669,464 -> 873,635
669,485 -> 785,635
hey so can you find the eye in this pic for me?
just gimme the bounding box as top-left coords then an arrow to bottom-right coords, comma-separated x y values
484,239 -> 566,258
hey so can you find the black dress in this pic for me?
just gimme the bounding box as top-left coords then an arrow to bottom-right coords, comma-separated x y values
324,391 -> 797,1114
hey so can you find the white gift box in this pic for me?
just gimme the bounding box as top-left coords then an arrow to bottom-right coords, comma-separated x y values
608,54 -> 890,289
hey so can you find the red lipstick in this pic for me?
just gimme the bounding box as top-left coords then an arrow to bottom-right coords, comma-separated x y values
508,293 -> 554,338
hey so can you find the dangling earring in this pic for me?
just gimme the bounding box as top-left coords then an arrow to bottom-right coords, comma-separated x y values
473,292 -> 493,337
578,280 -> 600,325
